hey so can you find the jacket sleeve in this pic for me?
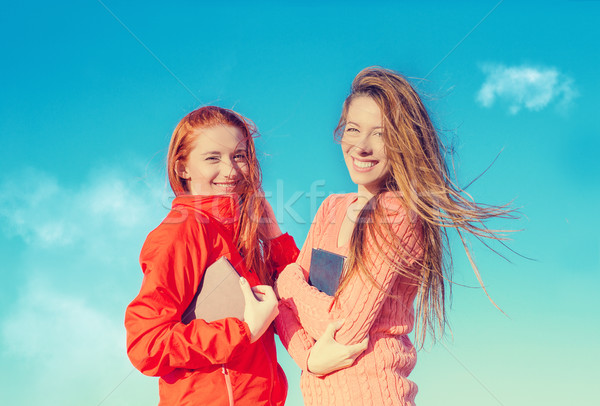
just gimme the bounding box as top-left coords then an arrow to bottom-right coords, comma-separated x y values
124,221 -> 251,377
276,203 -> 424,346
267,232 -> 300,277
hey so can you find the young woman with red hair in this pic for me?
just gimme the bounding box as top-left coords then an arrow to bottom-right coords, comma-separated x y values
125,106 -> 300,406
275,67 -> 515,405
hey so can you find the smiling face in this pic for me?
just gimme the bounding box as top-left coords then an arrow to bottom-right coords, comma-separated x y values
341,96 -> 390,198
177,125 -> 249,196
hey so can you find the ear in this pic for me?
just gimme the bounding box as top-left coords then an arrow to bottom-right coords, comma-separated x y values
175,159 -> 190,179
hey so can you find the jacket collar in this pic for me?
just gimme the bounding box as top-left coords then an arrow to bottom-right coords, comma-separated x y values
172,194 -> 241,225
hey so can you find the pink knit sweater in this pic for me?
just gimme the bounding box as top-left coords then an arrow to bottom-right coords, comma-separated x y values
275,193 -> 424,406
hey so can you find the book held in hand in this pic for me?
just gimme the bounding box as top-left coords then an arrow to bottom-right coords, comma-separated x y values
308,248 -> 346,296
181,256 -> 245,324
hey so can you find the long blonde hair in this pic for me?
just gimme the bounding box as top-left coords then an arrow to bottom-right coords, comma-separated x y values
166,106 -> 274,285
334,67 -> 516,347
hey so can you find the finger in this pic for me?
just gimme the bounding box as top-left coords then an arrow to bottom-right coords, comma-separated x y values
348,337 -> 369,356
322,321 -> 339,338
239,277 -> 256,305
258,285 -> 277,302
251,286 -> 266,300
343,359 -> 354,368
252,290 -> 266,301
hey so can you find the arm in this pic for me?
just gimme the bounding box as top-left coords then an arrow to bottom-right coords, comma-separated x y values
274,195 -> 336,341
277,209 -> 423,345
272,196 -> 335,369
262,198 -> 300,277
274,299 -> 314,371
275,299 -> 368,375
124,222 -> 251,377
274,196 -> 368,374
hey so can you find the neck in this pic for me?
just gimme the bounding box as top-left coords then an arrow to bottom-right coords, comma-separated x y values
355,185 -> 377,209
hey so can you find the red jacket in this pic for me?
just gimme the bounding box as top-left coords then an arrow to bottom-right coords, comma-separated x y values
125,195 -> 298,406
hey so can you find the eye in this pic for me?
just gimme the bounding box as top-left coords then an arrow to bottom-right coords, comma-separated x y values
205,156 -> 220,162
345,126 -> 359,133
234,152 -> 247,161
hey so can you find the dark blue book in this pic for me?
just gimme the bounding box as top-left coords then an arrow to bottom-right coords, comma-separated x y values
308,248 -> 346,296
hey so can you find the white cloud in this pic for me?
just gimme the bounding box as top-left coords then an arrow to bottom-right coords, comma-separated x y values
3,278 -> 122,361
2,279 -> 157,405
0,164 -> 167,405
476,64 -> 577,114
0,166 -> 169,250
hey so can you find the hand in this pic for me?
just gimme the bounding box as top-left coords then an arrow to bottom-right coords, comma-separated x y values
240,277 -> 279,343
307,320 -> 369,376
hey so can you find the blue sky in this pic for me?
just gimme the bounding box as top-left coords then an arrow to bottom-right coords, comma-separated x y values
1,1 -> 598,405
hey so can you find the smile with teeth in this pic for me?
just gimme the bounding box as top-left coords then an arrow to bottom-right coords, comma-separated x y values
213,181 -> 237,188
352,157 -> 378,171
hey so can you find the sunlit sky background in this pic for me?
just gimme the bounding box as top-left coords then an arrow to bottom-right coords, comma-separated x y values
1,1 -> 598,405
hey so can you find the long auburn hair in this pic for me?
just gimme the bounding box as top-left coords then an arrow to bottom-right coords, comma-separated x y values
167,106 -> 274,285
334,67 -> 516,347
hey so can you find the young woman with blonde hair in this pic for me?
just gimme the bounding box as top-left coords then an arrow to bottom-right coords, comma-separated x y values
275,67 -> 514,405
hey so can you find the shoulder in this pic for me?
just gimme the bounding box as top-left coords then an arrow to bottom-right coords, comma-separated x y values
311,193 -> 354,227
322,193 -> 355,213
155,208 -> 212,239
377,192 -> 417,223
377,192 -> 424,252
140,209 -> 212,262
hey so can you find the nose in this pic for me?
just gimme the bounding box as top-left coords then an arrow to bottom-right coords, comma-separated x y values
223,159 -> 240,179
349,134 -> 374,156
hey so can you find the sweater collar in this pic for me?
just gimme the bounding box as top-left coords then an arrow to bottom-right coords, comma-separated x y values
172,194 -> 241,225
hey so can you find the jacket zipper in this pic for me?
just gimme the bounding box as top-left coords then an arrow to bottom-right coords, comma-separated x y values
222,364 -> 235,406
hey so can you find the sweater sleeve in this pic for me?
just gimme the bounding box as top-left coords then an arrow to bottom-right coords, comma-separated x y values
277,205 -> 423,346
274,298 -> 314,371
124,221 -> 251,377
295,195 -> 334,276
272,198 -> 333,367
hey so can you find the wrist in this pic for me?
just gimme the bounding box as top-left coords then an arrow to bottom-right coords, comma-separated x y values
306,349 -> 327,377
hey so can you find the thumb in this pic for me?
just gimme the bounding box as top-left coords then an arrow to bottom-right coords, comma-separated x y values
346,336 -> 369,360
239,277 -> 256,306
357,335 -> 369,351
259,285 -> 277,303
323,319 -> 344,338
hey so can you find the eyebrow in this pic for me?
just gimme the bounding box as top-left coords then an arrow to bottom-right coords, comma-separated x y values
200,148 -> 246,156
346,121 -> 383,129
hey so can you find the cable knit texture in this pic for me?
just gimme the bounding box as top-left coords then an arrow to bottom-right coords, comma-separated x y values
275,193 -> 424,406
